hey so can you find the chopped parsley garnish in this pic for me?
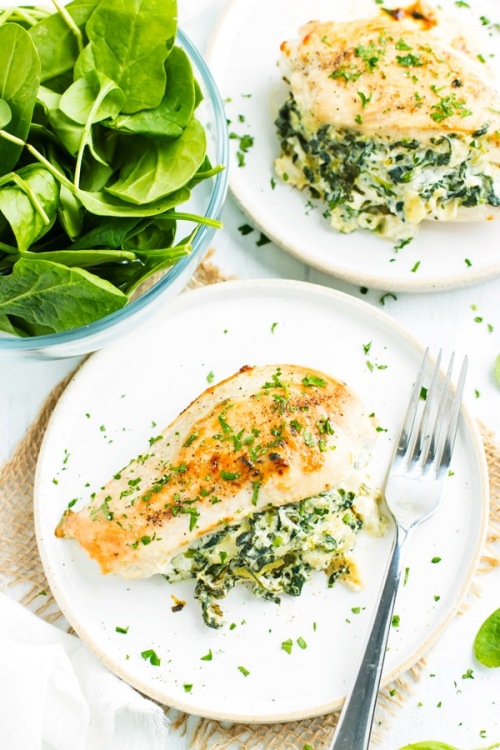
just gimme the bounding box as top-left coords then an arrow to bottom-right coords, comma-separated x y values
116,626 -> 129,634
238,223 -> 254,236
238,665 -> 250,676
329,65 -> 362,82
394,237 -> 413,251
271,322 -> 278,333
396,38 -> 412,51
297,637 -> 307,649
141,649 -> 161,666
357,90 -> 372,108
256,233 -> 271,246
396,53 -> 424,67
430,87 -> 472,123
391,614 -> 400,627
251,480 -> 261,506
229,132 -> 254,167
379,293 -> 397,306
200,649 -> 213,661
183,432 -> 199,448
431,556 -> 442,563
207,371 -> 215,384
183,684 -> 193,692
302,375 -> 326,388
303,431 -> 315,447
281,639 -> 293,654
220,471 -> 241,481
188,509 -> 200,531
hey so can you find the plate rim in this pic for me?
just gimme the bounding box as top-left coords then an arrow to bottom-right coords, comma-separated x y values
34,278 -> 490,723
206,0 -> 500,294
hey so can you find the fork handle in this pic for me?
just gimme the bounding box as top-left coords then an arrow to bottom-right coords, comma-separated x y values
329,527 -> 411,750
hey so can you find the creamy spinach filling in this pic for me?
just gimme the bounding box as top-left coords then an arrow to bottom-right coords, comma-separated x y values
275,97 -> 500,240
164,486 -> 371,628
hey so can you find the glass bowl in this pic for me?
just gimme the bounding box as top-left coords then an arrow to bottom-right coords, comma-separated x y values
0,27 -> 229,361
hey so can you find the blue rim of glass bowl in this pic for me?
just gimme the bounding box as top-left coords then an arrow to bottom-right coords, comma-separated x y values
0,28 -> 229,353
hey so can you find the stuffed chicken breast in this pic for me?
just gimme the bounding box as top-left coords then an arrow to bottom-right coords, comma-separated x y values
56,364 -> 383,627
275,1 -> 500,241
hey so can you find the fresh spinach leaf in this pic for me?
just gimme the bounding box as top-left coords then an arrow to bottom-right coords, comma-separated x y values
76,0 -> 177,113
110,46 -> 196,138
0,0 -> 223,338
57,184 -> 84,240
0,24 -> 41,174
76,186 -> 192,217
107,119 -> 206,204
122,220 -> 176,253
70,216 -> 141,250
474,608 -> 500,667
0,257 -> 127,332
0,100 -> 12,129
19,248 -> 137,268
37,86 -> 85,157
0,313 -> 27,337
0,165 -> 59,251
60,71 -> 124,187
59,71 -> 124,126
29,0 -> 97,82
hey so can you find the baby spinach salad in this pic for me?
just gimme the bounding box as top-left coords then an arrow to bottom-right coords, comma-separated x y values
0,0 -> 223,336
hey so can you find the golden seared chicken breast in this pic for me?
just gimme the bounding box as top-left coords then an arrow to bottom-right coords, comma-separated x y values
56,364 -> 383,627
275,1 -> 500,241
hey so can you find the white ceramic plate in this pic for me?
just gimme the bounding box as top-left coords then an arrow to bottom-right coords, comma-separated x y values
35,280 -> 488,723
207,0 -> 500,292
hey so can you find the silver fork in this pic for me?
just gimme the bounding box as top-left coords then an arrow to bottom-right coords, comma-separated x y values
329,348 -> 468,750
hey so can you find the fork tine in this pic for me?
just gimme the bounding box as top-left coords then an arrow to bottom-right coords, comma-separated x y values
430,354 -> 468,478
422,352 -> 455,469
411,349 -> 443,465
395,347 -> 429,461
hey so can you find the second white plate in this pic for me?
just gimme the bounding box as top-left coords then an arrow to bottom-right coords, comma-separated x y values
34,280 -> 488,722
207,0 -> 500,292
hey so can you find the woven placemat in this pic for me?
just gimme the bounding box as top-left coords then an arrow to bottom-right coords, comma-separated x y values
1,259 -> 499,750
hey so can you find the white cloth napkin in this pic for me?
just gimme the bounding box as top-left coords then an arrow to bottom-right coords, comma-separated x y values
0,593 -> 170,750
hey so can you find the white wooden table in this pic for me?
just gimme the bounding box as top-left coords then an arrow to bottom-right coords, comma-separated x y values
1,2 -> 499,747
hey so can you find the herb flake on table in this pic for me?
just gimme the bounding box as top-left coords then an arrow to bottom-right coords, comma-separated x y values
238,223 -> 254,236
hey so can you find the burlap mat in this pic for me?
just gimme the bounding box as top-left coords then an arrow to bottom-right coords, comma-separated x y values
1,259 -> 499,750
